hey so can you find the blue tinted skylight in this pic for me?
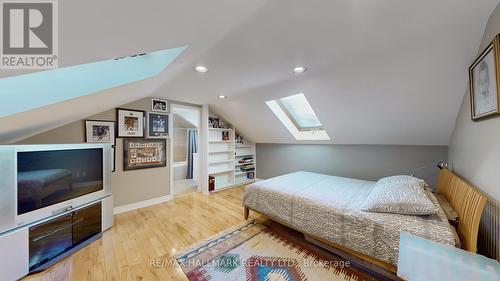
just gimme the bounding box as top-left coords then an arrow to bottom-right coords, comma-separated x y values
0,46 -> 186,117
278,93 -> 322,129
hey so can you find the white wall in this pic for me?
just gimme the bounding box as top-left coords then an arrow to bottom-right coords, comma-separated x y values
449,2 -> 500,260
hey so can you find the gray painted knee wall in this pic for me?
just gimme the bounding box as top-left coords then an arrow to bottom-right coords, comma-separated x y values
256,144 -> 448,188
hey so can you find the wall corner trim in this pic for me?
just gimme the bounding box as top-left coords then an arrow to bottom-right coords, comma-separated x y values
113,195 -> 172,214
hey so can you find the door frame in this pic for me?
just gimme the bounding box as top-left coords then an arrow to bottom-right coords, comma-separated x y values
169,102 -> 203,194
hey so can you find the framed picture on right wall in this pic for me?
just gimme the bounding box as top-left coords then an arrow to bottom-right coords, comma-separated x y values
469,34 -> 500,121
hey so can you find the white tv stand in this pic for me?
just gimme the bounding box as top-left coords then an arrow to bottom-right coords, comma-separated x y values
0,195 -> 113,281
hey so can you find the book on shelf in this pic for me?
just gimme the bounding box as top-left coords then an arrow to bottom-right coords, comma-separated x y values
209,175 -> 215,191
239,164 -> 255,171
208,116 -> 231,129
238,157 -> 253,163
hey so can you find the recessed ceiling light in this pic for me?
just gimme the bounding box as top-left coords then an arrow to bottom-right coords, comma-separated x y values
194,65 -> 208,73
218,95 -> 227,99
293,66 -> 307,74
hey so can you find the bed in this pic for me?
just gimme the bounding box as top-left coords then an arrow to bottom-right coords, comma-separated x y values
243,168 -> 487,273
18,169 -> 73,212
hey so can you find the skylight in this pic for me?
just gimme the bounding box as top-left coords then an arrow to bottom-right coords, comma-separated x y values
266,93 -> 330,141
279,94 -> 322,130
0,46 -> 186,117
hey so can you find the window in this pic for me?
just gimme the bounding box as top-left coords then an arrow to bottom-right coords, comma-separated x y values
266,93 -> 330,141
278,93 -> 322,130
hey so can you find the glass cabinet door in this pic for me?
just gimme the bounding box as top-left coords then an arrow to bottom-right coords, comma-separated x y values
29,214 -> 73,270
72,202 -> 101,246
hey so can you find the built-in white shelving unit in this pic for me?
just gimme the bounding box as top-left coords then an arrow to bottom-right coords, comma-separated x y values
207,114 -> 235,191
209,159 -> 234,164
209,150 -> 234,153
206,113 -> 256,192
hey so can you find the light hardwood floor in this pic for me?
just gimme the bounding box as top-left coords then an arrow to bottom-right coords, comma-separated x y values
23,186 -> 255,281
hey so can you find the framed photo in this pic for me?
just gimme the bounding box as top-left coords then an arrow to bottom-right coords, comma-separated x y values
146,112 -> 169,138
151,98 -> 168,113
469,34 -> 500,121
85,120 -> 115,144
116,108 -> 145,138
123,138 -> 167,171
85,120 -> 116,172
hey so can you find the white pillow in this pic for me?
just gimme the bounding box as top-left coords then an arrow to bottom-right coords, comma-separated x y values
362,176 -> 439,215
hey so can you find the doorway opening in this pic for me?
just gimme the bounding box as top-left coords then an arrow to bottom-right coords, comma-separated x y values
171,104 -> 200,196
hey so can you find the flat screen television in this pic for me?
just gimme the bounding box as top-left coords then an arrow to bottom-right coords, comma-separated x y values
0,144 -> 112,234
17,148 -> 104,215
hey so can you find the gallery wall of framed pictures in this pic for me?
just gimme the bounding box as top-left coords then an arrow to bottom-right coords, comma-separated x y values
469,34 -> 500,121
84,98 -> 170,172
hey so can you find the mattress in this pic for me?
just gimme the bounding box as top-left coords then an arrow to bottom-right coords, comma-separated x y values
18,169 -> 73,199
243,171 -> 455,265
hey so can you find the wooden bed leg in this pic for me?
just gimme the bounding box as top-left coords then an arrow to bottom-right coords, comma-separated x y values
244,207 -> 249,220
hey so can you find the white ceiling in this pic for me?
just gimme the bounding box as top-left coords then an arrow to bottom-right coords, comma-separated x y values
1,0 -> 499,144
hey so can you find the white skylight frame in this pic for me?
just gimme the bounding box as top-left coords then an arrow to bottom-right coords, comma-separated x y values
266,93 -> 330,141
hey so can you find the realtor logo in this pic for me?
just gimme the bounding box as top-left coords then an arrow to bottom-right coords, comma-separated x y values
1,0 -> 58,69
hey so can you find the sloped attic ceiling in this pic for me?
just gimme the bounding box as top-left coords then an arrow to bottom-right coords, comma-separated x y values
173,114 -> 197,129
1,0 -> 499,144
0,0 -> 270,143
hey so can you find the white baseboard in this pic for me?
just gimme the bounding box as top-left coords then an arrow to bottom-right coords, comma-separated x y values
113,195 -> 172,214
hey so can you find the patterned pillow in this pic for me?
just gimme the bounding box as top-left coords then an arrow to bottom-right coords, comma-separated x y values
361,177 -> 439,215
377,175 -> 425,185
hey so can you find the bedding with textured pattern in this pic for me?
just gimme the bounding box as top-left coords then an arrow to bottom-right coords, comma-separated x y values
243,171 -> 455,265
